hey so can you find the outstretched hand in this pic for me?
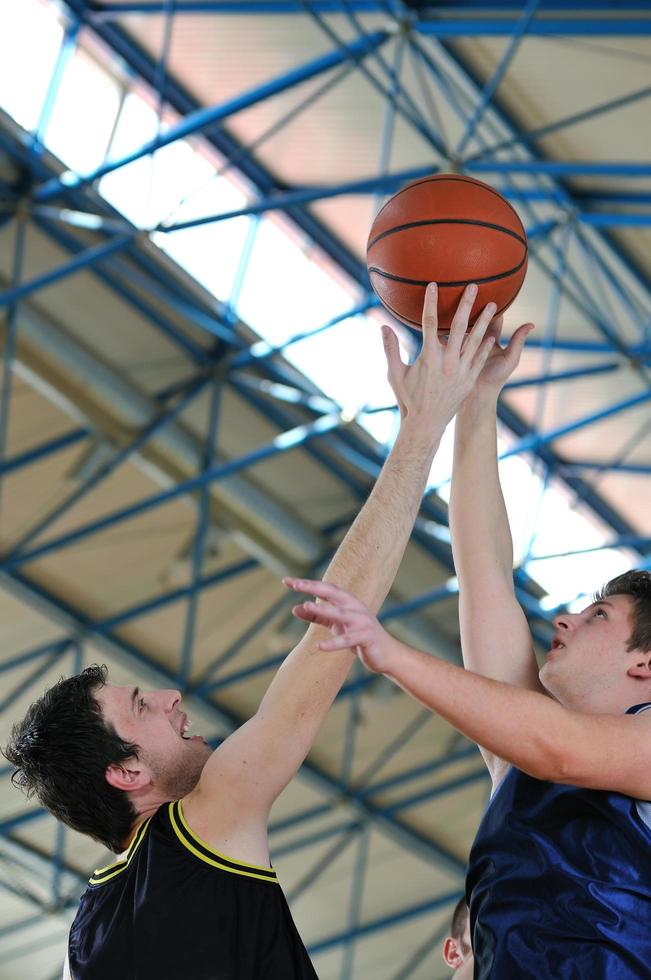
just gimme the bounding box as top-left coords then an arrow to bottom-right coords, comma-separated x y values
473,315 -> 535,393
283,577 -> 395,675
381,283 -> 498,432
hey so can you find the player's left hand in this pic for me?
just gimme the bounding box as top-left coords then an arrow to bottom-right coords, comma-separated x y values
282,578 -> 394,674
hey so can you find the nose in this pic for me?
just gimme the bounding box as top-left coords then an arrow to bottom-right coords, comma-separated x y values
552,612 -> 577,631
150,689 -> 182,713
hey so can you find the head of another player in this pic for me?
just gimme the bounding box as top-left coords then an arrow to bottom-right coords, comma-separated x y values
2,665 -> 212,853
539,570 -> 651,711
443,897 -> 473,976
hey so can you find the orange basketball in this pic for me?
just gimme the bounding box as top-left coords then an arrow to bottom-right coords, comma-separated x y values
366,173 -> 528,331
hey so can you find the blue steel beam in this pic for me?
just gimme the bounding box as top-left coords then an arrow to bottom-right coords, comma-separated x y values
0,640 -> 71,676
466,82 -> 651,162
504,363 -> 620,389
501,390 -> 651,460
468,160 -> 651,178
0,233 -> 133,306
8,373 -> 212,559
271,820 -> 360,864
0,429 -> 89,477
1,411 -> 344,571
283,825 -> 360,900
360,745 -> 480,800
95,558 -> 258,633
28,213 -> 214,362
295,1 -> 448,156
385,768 -> 489,815
159,173 -> 651,231
230,297 -> 379,370
524,535 -> 651,563
178,378 -> 222,687
0,217 -> 27,513
308,889 -> 462,957
0,648 -> 69,716
87,1 -> 651,15
391,920 -> 451,980
561,461 -> 651,475
572,227 -> 651,342
415,18 -> 651,36
455,0 -> 542,156
35,30 -> 390,202
340,824 -> 370,980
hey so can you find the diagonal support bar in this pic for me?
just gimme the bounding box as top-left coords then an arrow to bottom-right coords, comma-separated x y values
35,31 -> 389,202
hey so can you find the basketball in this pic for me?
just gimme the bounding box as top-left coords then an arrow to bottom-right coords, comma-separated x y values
366,173 -> 528,331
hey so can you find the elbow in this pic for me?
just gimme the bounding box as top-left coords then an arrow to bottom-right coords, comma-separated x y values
523,732 -> 581,785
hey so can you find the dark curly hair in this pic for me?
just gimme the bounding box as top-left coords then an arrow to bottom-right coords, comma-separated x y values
595,570 -> 651,652
2,664 -> 139,853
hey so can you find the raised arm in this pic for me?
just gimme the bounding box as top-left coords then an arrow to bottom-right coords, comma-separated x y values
188,285 -> 497,844
450,317 -> 541,784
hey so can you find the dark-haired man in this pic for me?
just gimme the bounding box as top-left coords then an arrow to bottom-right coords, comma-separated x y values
4,284 -> 498,980
286,316 -> 651,979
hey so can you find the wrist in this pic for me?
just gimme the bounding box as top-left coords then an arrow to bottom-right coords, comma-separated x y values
458,388 -> 499,422
395,415 -> 445,456
380,636 -> 410,678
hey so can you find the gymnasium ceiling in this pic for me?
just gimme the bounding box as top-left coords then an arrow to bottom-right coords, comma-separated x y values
0,2 -> 650,978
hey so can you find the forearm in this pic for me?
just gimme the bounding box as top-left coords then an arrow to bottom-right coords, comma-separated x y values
450,391 -> 540,697
322,418 -> 445,613
256,419 -> 445,761
451,391 -> 513,587
383,640 -> 568,781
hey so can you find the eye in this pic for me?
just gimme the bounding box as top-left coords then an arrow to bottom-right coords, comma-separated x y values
138,697 -> 147,712
594,607 -> 607,619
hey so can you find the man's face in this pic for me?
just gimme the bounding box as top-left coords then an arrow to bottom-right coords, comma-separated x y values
96,684 -> 213,800
539,594 -> 642,708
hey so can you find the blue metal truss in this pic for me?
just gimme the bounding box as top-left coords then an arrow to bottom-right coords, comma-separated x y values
0,0 -> 649,970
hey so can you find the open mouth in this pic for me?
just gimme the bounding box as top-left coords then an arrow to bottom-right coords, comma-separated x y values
179,713 -> 201,741
550,637 -> 566,653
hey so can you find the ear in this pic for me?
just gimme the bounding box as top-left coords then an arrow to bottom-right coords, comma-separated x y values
105,761 -> 150,792
627,653 -> 651,681
443,937 -> 464,968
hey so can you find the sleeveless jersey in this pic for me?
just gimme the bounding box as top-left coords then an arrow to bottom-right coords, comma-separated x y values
466,702 -> 651,979
68,799 -> 318,980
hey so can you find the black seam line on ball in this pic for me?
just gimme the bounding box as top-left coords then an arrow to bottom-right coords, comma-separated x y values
368,218 -> 527,251
373,175 -> 524,225
368,253 -> 527,288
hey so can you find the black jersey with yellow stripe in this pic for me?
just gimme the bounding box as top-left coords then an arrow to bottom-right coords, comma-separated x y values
68,800 -> 319,979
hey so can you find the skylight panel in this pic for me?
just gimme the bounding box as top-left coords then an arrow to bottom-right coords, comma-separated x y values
0,0 -> 63,133
44,48 -> 121,175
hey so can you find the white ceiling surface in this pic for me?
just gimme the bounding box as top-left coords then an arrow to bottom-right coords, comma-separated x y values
0,5 -> 649,980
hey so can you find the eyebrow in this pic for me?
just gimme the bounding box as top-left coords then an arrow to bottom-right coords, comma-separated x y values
131,687 -> 140,714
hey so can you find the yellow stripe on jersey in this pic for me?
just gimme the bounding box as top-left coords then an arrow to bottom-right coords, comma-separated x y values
169,801 -> 278,883
89,815 -> 153,885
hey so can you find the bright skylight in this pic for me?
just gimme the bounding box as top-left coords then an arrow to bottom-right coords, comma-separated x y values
0,0 -> 636,615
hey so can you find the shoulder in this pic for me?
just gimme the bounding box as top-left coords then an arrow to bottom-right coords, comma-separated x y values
180,788 -> 271,868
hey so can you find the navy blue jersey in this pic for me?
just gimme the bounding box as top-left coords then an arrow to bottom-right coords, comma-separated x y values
68,799 -> 318,980
466,703 -> 651,979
